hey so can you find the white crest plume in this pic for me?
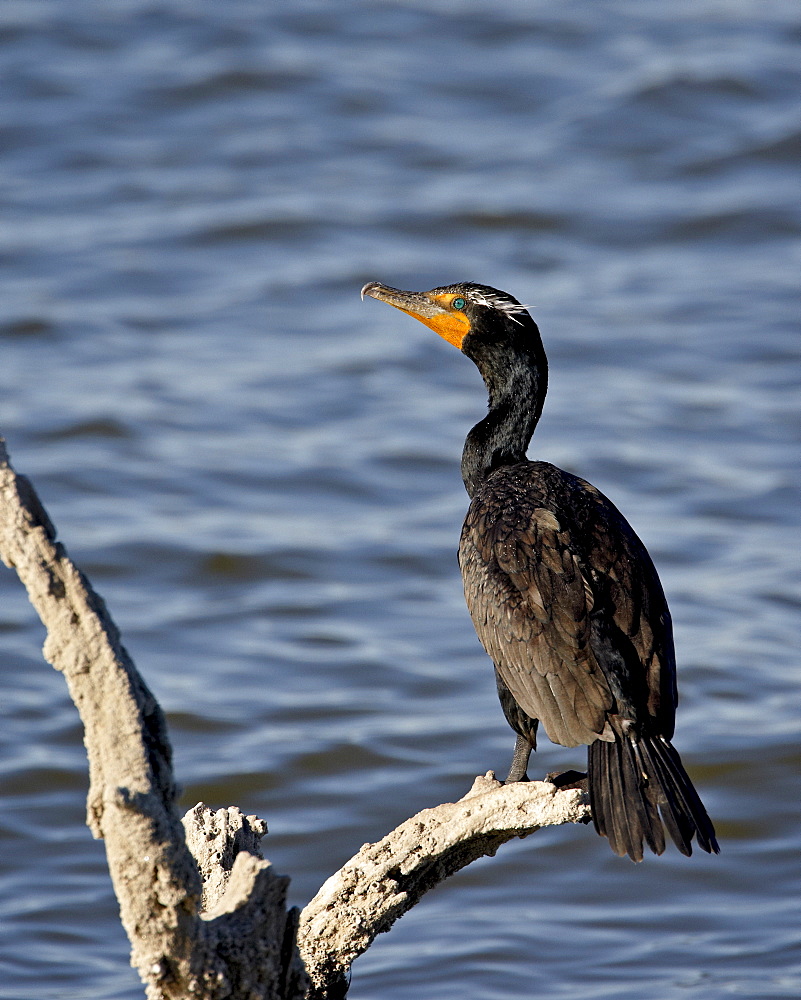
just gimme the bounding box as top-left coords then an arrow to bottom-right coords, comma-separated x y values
465,288 -> 531,325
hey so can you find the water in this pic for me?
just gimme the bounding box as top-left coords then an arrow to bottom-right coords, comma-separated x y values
1,2 -> 799,997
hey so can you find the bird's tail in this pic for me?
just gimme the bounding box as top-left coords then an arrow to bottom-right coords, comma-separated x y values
588,733 -> 719,863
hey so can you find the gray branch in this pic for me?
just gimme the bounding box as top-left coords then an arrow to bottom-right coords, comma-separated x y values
297,773 -> 588,997
0,436 -> 590,999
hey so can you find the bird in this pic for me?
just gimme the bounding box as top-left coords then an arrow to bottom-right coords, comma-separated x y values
361,279 -> 719,863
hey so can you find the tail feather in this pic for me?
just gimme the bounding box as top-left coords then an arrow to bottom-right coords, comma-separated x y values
605,737 -> 637,860
588,734 -> 719,862
628,738 -> 665,857
646,737 -> 719,856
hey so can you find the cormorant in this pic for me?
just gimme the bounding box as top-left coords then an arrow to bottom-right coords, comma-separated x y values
361,280 -> 719,863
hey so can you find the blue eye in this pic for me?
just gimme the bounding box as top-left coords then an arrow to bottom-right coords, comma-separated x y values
452,297 -> 466,310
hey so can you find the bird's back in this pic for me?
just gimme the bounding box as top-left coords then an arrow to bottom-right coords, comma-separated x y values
458,460 -> 678,749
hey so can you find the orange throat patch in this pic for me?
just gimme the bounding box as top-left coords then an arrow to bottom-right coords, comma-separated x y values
408,307 -> 471,349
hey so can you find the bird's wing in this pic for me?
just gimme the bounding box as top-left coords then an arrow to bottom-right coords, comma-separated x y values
459,497 -> 614,748
583,492 -> 677,735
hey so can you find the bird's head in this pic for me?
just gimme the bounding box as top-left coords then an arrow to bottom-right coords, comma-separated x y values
362,281 -> 547,494
360,281 -> 536,356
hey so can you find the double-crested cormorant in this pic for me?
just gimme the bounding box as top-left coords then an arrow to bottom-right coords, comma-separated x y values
361,280 -> 719,862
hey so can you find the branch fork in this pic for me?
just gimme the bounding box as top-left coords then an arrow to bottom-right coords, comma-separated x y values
0,437 -> 589,999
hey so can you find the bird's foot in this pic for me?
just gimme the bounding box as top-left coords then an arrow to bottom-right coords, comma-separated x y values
503,771 -> 530,785
545,769 -> 588,791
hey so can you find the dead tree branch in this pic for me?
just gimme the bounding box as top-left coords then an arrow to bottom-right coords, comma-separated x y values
0,436 -> 590,999
297,773 -> 588,997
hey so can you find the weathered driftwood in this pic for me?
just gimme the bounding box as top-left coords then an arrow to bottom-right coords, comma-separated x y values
0,436 -> 590,999
297,773 -> 588,998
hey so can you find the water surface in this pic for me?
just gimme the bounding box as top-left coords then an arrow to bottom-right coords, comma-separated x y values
1,3 -> 799,998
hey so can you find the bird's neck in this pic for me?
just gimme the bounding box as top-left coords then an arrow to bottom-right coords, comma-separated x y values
461,351 -> 547,498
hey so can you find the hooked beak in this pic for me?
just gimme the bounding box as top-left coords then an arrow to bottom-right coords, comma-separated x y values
361,281 -> 471,349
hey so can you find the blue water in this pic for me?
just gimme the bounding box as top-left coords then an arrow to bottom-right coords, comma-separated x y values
1,2 -> 799,998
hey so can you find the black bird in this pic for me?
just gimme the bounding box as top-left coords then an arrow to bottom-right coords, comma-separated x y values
361,280 -> 718,863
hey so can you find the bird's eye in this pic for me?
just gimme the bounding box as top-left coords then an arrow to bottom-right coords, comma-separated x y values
452,297 -> 466,310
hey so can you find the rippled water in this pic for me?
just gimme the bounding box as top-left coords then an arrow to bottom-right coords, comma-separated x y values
1,2 -> 800,998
